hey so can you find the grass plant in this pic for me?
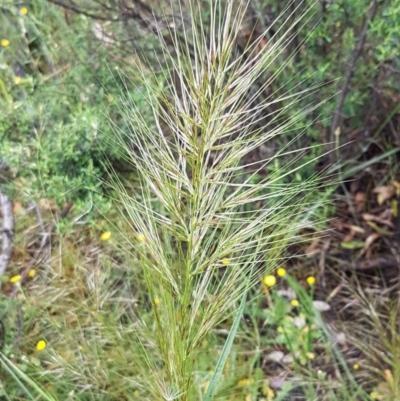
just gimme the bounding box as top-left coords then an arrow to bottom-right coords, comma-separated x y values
101,1 -> 331,400
2,1 -> 392,401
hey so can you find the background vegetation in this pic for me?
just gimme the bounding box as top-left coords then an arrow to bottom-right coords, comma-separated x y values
0,0 -> 399,400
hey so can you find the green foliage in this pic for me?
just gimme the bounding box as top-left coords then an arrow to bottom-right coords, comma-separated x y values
260,0 -> 400,130
0,0 -> 148,211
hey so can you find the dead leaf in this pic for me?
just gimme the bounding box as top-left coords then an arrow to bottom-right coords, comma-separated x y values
362,213 -> 394,228
348,225 -> 366,234
276,288 -> 296,300
282,354 -> 294,364
13,201 -> 23,213
266,351 -> 284,362
305,237 -> 321,255
342,225 -> 365,242
327,284 -> 342,301
365,232 -> 381,245
269,376 -> 287,389
392,180 -> 400,196
366,222 -> 392,236
331,331 -> 347,345
293,316 -> 306,328
380,208 -> 393,220
356,233 -> 379,259
312,300 -> 331,312
373,186 -> 395,205
342,232 -> 355,243
354,192 -> 365,207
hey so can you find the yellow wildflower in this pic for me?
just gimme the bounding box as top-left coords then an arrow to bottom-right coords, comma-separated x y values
20,7 -> 28,15
136,233 -> 145,242
306,352 -> 315,360
10,275 -> 21,283
277,267 -> 286,277
1,39 -> 10,47
154,297 -> 160,306
370,392 -> 382,400
237,378 -> 254,387
13,76 -> 22,85
291,299 -> 299,307
36,340 -> 47,351
100,231 -> 111,241
28,269 -> 36,278
263,386 -> 275,401
263,275 -> 276,287
353,363 -> 360,371
306,276 -> 316,286
221,258 -> 230,265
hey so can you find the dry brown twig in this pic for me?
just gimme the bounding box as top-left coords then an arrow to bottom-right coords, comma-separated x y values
0,192 -> 14,281
329,0 -> 379,156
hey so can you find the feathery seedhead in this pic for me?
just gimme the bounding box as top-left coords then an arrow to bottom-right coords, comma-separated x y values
108,1 -> 327,399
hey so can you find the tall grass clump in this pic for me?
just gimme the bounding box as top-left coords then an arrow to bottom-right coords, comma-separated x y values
106,1 -> 330,400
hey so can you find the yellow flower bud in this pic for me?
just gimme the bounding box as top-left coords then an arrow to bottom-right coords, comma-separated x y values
28,269 -> 36,278
100,231 -> 111,241
136,234 -> 145,242
263,275 -> 276,287
10,275 -> 21,283
36,340 -> 47,351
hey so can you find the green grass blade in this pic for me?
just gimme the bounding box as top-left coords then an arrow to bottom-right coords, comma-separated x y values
329,147 -> 400,179
0,353 -> 58,401
0,357 -> 36,401
203,288 -> 248,401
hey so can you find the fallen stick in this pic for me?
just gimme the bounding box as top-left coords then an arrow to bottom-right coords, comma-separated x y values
0,192 -> 14,278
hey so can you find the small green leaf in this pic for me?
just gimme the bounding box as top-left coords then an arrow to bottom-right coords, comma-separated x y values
340,241 -> 365,249
203,288 -> 248,401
